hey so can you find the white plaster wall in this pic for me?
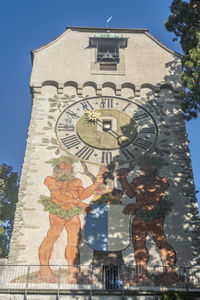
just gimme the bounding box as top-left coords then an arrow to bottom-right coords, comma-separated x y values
30,29 -> 182,88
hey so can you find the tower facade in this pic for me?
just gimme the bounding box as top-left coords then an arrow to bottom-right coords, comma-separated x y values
6,27 -> 200,293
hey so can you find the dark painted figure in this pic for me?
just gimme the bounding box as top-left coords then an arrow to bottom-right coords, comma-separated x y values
116,164 -> 177,285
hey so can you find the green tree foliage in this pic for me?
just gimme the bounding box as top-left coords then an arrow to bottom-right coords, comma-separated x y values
0,164 -> 18,257
165,0 -> 200,120
161,291 -> 194,300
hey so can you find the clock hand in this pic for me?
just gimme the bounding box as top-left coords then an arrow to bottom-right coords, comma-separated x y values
96,118 -> 129,146
95,119 -> 119,139
85,110 -> 129,145
96,118 -> 119,137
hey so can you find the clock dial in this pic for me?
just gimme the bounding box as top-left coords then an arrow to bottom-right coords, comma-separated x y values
55,96 -> 158,165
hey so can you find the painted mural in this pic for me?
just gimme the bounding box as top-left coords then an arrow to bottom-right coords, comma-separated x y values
37,156 -> 106,283
35,153 -> 178,286
30,95 -> 178,286
116,158 -> 177,285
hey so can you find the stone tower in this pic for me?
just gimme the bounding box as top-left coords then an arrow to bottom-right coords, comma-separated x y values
5,27 -> 200,297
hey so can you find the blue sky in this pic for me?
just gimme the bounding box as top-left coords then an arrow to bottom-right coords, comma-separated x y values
0,0 -> 199,210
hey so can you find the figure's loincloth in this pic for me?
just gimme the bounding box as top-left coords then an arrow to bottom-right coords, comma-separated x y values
135,197 -> 173,222
38,195 -> 83,221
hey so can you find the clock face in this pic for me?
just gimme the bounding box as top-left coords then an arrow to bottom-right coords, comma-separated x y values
55,96 -> 158,165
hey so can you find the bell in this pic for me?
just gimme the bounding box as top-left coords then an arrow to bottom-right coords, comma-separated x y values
101,51 -> 115,61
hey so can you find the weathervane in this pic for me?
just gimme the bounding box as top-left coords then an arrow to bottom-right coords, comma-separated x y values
106,16 -> 112,28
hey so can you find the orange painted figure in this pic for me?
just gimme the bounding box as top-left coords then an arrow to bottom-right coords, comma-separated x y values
117,164 -> 177,285
38,157 -> 106,283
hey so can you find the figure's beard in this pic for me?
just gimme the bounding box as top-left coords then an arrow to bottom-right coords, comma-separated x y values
55,169 -> 75,182
142,173 -> 155,181
141,168 -> 158,178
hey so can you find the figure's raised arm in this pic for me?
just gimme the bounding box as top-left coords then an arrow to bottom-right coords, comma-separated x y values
79,168 -> 107,200
154,177 -> 169,196
116,168 -> 136,198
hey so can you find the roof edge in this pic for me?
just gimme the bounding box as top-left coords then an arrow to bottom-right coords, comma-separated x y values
31,26 -> 149,55
31,28 -> 70,54
66,26 -> 149,33
145,32 -> 182,57
31,26 -> 182,58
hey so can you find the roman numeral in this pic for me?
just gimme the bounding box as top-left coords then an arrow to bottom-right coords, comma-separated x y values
80,101 -> 94,111
101,152 -> 112,164
140,127 -> 156,133
134,112 -> 148,120
57,123 -> 74,131
66,110 -> 80,119
133,138 -> 152,150
144,104 -> 155,113
122,149 -> 135,160
75,146 -> 94,160
122,102 -> 131,112
100,98 -> 113,108
61,135 -> 80,149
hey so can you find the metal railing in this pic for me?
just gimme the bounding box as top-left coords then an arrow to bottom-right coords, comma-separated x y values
0,265 -> 199,294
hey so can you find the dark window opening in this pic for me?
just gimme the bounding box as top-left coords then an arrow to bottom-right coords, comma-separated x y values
103,265 -> 119,289
97,42 -> 119,64
89,35 -> 128,70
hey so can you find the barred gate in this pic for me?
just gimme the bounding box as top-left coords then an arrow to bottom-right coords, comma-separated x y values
103,265 -> 119,289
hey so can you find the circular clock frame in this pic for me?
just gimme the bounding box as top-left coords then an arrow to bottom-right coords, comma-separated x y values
55,96 -> 158,165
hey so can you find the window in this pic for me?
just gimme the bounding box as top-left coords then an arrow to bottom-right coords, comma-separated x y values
89,34 -> 127,74
97,41 -> 119,64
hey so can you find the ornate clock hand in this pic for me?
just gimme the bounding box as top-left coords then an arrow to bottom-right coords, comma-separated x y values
118,135 -> 129,145
85,110 -> 100,123
96,119 -> 118,138
85,111 -> 129,146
